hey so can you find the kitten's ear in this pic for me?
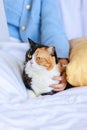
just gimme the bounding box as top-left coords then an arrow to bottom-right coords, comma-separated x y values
47,46 -> 55,56
28,38 -> 36,48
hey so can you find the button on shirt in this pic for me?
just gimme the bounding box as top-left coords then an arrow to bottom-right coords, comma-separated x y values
20,26 -> 26,31
3,0 -> 40,42
3,0 -> 28,40
26,4 -> 31,10
20,5 -> 31,32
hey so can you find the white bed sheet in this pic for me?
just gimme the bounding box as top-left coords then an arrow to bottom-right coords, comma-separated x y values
0,42 -> 87,130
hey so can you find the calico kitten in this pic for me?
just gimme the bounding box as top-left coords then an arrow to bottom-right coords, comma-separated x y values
22,39 -> 61,97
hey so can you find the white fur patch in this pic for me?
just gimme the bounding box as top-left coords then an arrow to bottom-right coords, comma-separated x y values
25,55 -> 60,96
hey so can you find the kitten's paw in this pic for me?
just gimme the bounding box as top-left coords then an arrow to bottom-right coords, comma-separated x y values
27,90 -> 36,98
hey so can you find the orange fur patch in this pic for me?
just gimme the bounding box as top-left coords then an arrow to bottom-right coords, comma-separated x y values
35,47 -> 56,70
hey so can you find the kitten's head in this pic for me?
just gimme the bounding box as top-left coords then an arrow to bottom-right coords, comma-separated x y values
25,39 -> 58,71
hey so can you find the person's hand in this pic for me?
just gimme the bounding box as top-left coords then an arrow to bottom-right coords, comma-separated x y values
50,72 -> 67,91
50,58 -> 68,92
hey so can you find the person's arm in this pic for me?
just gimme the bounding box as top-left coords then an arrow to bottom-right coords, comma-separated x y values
41,0 -> 69,91
41,0 -> 69,58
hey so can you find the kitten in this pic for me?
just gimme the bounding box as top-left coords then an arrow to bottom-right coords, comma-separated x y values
22,39 -> 61,97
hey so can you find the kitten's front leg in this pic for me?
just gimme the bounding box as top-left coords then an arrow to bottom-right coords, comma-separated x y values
27,90 -> 36,98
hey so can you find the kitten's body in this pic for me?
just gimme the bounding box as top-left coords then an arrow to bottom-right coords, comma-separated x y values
22,39 -> 61,97
25,59 -> 60,96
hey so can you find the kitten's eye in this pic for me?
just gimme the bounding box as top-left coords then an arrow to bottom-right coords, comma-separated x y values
27,54 -> 32,59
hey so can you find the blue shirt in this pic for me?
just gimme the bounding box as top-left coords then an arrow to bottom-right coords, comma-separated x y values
3,0 -> 69,58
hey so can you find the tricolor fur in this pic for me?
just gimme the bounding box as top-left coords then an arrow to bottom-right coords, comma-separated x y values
22,39 -> 61,97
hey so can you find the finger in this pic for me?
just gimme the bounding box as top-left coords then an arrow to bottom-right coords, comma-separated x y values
53,87 -> 66,92
53,83 -> 67,92
52,75 -> 66,83
50,83 -> 66,89
52,76 -> 62,81
61,75 -> 67,83
60,71 -> 67,83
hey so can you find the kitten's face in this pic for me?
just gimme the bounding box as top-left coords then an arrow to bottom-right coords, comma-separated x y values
25,39 -> 58,71
34,47 -> 56,70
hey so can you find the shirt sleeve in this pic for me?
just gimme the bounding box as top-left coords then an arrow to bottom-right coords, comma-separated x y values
41,0 -> 69,58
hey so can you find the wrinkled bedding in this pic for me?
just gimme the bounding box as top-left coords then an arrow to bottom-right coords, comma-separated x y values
0,42 -> 87,130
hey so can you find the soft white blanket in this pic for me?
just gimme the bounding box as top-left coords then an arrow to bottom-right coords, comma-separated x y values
0,42 -> 87,130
